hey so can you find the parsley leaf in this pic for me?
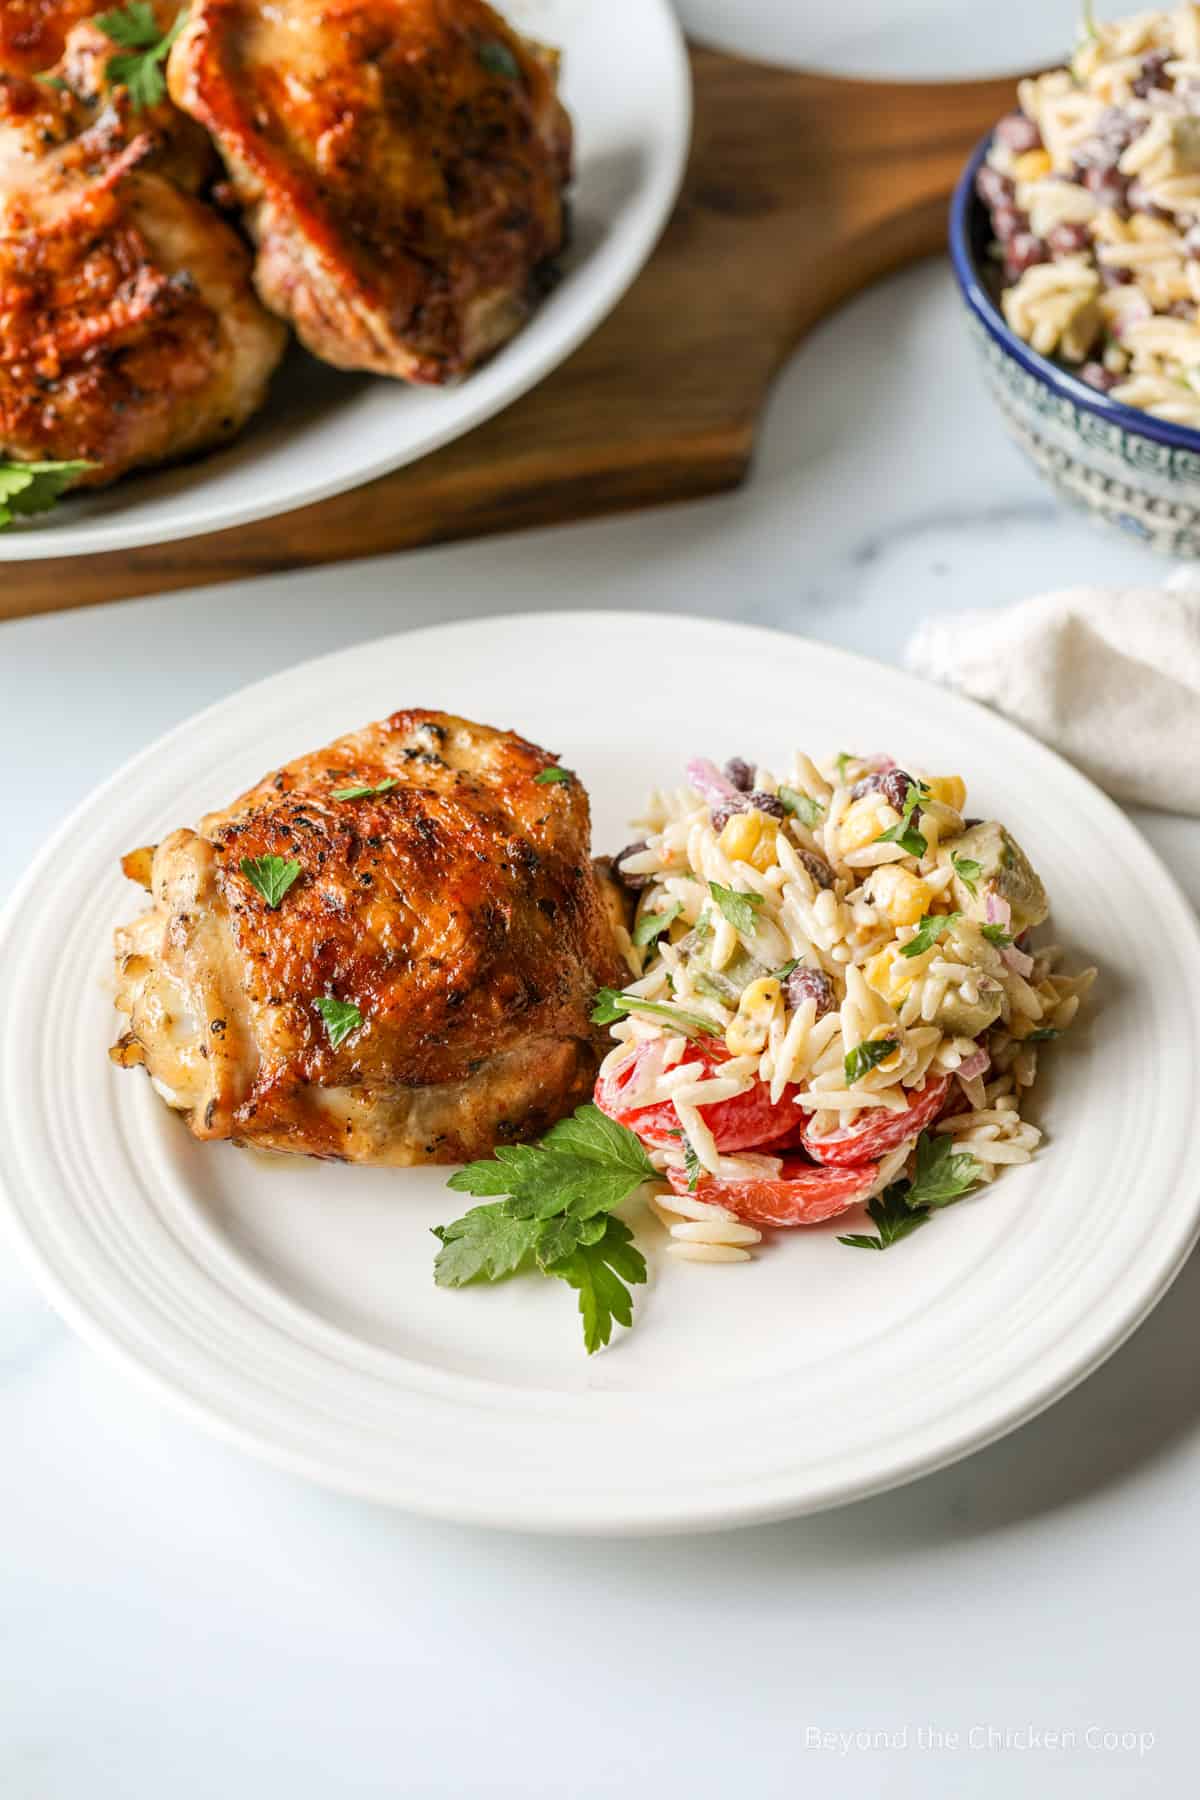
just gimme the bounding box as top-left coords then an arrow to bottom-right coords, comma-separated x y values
477,37 -> 521,78
906,1131 -> 982,1210
838,1130 -> 982,1250
1027,1026 -> 1060,1043
35,73 -> 68,90
709,881 -> 764,936
838,1185 -> 932,1251
844,1037 -> 899,1085
315,995 -> 362,1049
770,957 -> 800,981
671,1128 -> 703,1191
632,901 -> 682,948
981,924 -> 1013,947
779,786 -> 824,829
533,766 -> 571,786
692,910 -> 714,941
590,988 -> 721,1038
434,1105 -> 654,1352
330,777 -> 398,801
900,911 -> 961,959
951,853 -> 982,897
239,853 -> 301,908
875,781 -> 928,859
0,459 -> 93,530
835,752 -> 855,782
97,3 -> 185,111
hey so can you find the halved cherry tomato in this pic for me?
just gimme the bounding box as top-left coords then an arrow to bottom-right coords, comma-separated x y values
595,1039 -> 801,1153
801,1074 -> 950,1166
667,1157 -> 878,1227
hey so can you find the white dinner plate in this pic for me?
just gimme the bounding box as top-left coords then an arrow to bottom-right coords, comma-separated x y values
0,0 -> 689,562
3,612 -> 1199,1533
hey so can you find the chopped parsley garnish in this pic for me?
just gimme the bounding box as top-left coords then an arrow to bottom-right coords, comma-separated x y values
0,459 -> 93,530
533,766 -> 572,786
900,911 -> 961,959
35,73 -> 68,90
875,781 -> 928,859
239,853 -> 301,908
844,1037 -> 899,1085
835,752 -> 855,782
709,881 -> 764,936
477,37 -> 521,79
981,923 -> 1013,947
632,901 -> 682,948
315,995 -> 362,1049
692,910 -> 714,941
770,958 -> 800,981
951,853 -> 982,897
671,1128 -> 703,1192
97,3 -> 186,110
330,777 -> 398,800
433,1105 -> 654,1353
838,1131 -> 982,1250
1027,1026 -> 1060,1043
779,786 -> 824,829
590,988 -> 721,1038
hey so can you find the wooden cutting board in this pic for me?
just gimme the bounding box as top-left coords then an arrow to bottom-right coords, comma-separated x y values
2,46 -> 1017,621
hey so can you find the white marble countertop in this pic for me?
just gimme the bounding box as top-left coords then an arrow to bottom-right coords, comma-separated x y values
3,8 -> 1197,1796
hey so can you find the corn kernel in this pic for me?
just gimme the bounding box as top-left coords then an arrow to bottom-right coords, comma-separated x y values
718,811 -> 763,862
1013,148 -> 1052,181
724,976 -> 782,1056
749,822 -> 780,872
839,796 -> 886,853
925,774 -> 966,813
867,866 -> 931,928
864,949 -> 914,1006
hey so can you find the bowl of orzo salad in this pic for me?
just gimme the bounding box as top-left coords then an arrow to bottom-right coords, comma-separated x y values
950,3 -> 1200,554
593,749 -> 1095,1259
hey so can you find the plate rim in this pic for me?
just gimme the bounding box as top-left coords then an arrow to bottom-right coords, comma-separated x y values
0,0 -> 692,563
3,608 -> 1200,1534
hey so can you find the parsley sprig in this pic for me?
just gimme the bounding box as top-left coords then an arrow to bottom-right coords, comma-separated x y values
875,780 -> 929,860
844,1037 -> 899,1085
981,923 -> 1013,948
533,766 -> 572,786
0,460 -> 92,530
779,786 -> 824,829
632,901 -> 682,948
240,853 -> 301,908
433,1105 -> 655,1353
951,853 -> 982,897
838,1132 -> 982,1250
97,3 -> 185,110
315,995 -> 362,1049
590,988 -> 721,1038
900,911 -> 961,959
331,777 -> 398,801
709,881 -> 764,936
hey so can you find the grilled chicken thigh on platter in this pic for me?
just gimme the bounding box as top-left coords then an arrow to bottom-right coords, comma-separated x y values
112,711 -> 626,1166
168,0 -> 573,381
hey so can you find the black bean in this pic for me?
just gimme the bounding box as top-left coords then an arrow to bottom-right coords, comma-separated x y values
993,111 -> 1042,154
1082,166 -> 1130,213
1080,361 -> 1117,392
722,757 -> 754,792
976,164 -> 1015,209
1005,232 -> 1051,279
613,842 -> 651,891
795,848 -> 835,892
1047,221 -> 1091,257
851,767 -> 914,813
784,966 -> 836,1019
747,790 -> 787,821
1127,178 -> 1169,219
1132,50 -> 1171,97
1101,263 -> 1134,287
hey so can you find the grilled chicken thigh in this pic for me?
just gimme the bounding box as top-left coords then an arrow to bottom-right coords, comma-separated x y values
0,0 -> 98,76
0,22 -> 285,488
112,711 -> 626,1165
168,0 -> 573,382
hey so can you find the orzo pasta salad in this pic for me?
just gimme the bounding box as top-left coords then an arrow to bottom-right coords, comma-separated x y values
594,750 -> 1095,1260
979,2 -> 1200,424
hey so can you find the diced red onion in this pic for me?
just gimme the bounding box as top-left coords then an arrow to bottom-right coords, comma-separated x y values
686,758 -> 737,803
957,1047 -> 991,1083
985,893 -> 1012,928
1002,943 -> 1035,978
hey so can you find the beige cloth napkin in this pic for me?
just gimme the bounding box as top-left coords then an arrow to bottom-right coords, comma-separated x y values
906,581 -> 1200,816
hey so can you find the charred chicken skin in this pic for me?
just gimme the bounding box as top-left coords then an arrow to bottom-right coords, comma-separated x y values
167,0 -> 573,382
112,711 -> 627,1165
0,0 -> 98,76
0,18 -> 285,489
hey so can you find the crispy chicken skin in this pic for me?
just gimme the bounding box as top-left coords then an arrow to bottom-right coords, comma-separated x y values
0,25 -> 285,488
167,0 -> 573,382
112,711 -> 627,1165
0,0 -> 98,76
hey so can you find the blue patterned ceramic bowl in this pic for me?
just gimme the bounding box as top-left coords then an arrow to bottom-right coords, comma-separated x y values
950,133 -> 1200,556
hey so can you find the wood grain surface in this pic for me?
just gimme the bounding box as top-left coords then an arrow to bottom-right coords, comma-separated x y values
2,46 -> 1018,621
